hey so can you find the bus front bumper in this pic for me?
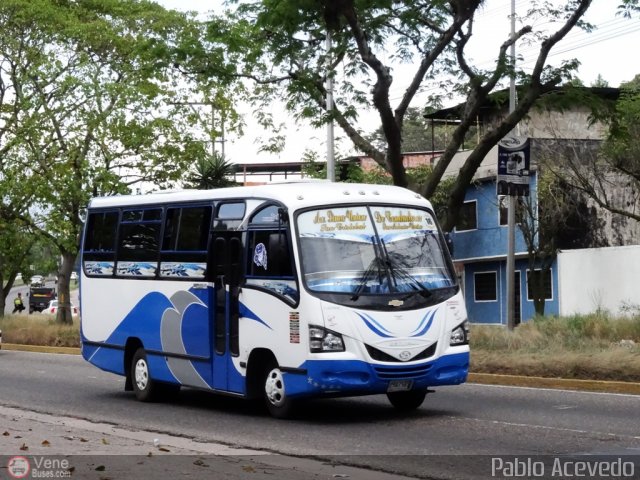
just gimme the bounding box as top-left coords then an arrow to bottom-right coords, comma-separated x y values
284,351 -> 469,398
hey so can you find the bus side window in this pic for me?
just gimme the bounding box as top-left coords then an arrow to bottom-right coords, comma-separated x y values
247,230 -> 293,278
267,233 -> 291,277
245,229 -> 298,304
116,208 -> 162,278
83,211 -> 119,277
159,205 -> 211,280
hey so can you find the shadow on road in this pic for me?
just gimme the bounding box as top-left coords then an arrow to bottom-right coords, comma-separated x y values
97,386 -> 460,424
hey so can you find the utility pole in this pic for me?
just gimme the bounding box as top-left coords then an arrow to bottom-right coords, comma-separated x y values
326,30 -> 335,182
506,0 -> 517,331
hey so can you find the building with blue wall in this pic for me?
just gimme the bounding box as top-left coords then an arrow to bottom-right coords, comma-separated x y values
427,87 -> 631,325
449,169 -> 560,325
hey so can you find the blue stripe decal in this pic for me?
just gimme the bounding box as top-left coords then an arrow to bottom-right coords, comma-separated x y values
239,303 -> 273,330
357,312 -> 393,338
410,309 -> 437,337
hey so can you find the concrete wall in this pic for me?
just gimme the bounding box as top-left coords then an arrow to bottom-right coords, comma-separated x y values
558,245 -> 640,316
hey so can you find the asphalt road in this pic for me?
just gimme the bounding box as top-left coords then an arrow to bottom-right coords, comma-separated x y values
1,350 -> 639,478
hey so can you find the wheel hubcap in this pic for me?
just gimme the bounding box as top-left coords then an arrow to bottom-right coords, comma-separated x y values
265,368 -> 286,406
134,358 -> 149,391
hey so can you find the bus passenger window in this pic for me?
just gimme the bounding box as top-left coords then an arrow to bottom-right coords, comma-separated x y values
83,211 -> 119,277
159,206 -> 211,279
116,208 -> 162,277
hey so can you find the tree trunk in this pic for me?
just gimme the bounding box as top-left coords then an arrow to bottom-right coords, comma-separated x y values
56,251 -> 76,325
1,271 -> 18,318
0,278 -> 5,318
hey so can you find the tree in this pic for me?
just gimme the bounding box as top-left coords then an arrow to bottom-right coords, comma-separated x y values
184,154 -> 239,189
0,221 -> 34,316
545,79 -> 640,223
189,0 -> 638,231
0,0 -> 226,323
302,158 -> 455,221
367,107 -> 478,153
516,167 -> 606,316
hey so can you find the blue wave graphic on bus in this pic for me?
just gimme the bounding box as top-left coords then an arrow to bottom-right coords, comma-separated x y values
410,309 -> 437,337
357,309 -> 438,338
239,303 -> 272,330
357,312 -> 393,338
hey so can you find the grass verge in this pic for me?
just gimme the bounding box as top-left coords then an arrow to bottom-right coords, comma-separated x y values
470,313 -> 640,382
0,313 -> 80,348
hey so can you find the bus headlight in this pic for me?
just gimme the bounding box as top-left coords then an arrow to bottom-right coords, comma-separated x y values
309,325 -> 345,353
450,321 -> 470,346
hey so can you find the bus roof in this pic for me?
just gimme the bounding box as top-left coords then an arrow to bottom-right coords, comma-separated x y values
88,181 -> 433,211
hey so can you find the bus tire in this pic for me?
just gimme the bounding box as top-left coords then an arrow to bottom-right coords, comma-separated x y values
131,348 -> 161,402
263,360 -> 296,419
386,389 -> 427,412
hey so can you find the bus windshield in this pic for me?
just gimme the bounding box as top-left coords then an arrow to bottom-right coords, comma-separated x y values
297,205 -> 456,296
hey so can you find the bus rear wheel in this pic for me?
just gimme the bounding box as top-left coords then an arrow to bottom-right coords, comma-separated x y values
386,389 -> 427,412
263,361 -> 296,419
131,348 -> 161,402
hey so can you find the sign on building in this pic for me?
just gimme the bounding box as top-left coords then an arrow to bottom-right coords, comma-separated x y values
497,136 -> 530,196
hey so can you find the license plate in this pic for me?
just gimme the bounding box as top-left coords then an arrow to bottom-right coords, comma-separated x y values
387,379 -> 413,392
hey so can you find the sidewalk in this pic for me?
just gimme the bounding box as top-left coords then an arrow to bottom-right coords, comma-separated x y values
0,405 -> 412,480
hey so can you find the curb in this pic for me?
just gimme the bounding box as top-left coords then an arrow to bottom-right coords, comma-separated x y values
2,343 -> 81,355
468,372 -> 640,395
3,343 -> 639,395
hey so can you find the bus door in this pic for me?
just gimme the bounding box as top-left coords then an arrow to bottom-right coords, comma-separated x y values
209,231 -> 243,393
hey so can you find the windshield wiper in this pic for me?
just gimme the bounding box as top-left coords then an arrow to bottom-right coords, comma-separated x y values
351,237 -> 384,301
380,240 -> 432,298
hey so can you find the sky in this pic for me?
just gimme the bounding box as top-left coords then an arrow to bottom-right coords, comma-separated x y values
155,0 -> 640,169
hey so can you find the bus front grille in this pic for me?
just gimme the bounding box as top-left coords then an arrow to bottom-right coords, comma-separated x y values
373,363 -> 432,380
366,342 -> 437,363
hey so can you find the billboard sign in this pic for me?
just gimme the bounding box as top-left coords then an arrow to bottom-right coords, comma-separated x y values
497,135 -> 530,196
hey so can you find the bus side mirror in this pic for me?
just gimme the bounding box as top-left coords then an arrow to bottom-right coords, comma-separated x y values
278,207 -> 289,224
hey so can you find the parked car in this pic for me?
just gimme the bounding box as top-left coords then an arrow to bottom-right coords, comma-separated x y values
46,300 -> 79,317
29,286 -> 56,313
70,271 -> 78,281
30,275 -> 44,286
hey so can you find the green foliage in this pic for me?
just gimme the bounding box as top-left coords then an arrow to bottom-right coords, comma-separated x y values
184,154 -> 239,189
604,82 -> 640,167
300,157 -> 455,220
367,107 -> 479,153
0,0 -> 232,321
547,78 -> 640,223
191,0 -> 613,231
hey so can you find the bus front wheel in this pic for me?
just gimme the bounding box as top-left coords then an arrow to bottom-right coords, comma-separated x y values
131,348 -> 161,402
386,389 -> 427,412
263,361 -> 296,419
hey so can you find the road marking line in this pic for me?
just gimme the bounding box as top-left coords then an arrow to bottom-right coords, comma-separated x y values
470,382 -> 640,399
457,416 -> 640,441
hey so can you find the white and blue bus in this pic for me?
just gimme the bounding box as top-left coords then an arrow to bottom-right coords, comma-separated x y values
80,182 -> 469,418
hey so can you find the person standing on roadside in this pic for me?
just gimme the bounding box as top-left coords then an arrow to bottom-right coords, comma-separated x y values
12,292 -> 25,313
